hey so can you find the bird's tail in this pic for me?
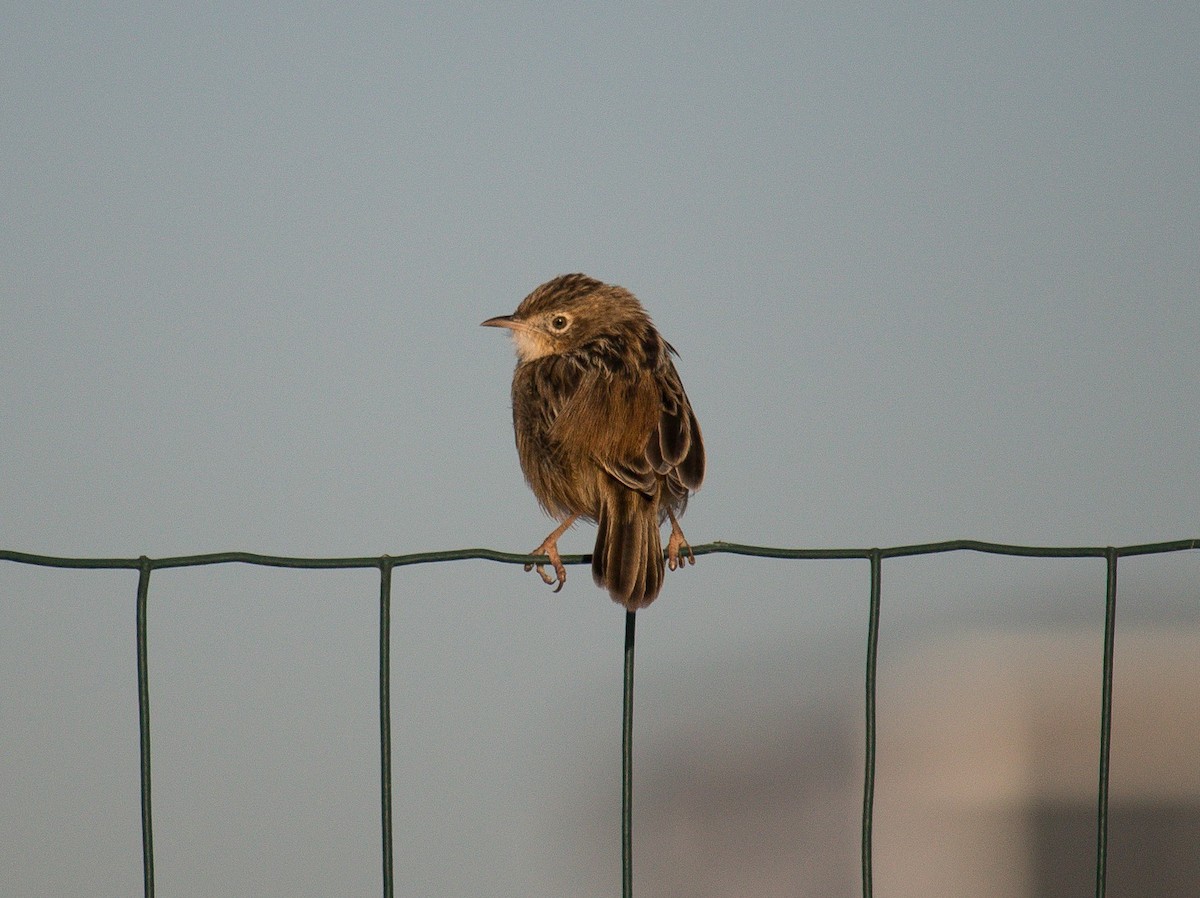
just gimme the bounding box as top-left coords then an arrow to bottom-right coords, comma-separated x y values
592,487 -> 663,610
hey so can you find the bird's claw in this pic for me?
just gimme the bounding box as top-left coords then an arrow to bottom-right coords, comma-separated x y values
666,519 -> 695,572
526,541 -> 567,592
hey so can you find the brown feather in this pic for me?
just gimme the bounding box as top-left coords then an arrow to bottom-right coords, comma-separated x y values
485,274 -> 705,609
593,483 -> 663,611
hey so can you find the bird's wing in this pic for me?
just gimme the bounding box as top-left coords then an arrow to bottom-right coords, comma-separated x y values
647,355 -> 705,492
547,359 -> 660,495
598,454 -> 657,495
542,345 -> 703,498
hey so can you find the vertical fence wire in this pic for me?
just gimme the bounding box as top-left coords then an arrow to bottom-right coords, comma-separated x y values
378,558 -> 396,898
135,557 -> 155,898
861,550 -> 882,898
621,610 -> 637,898
1095,549 -> 1118,898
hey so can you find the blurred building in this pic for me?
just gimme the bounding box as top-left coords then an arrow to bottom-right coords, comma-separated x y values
626,627 -> 1200,898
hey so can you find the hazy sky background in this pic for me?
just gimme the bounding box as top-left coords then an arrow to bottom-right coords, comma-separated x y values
3,4 -> 1197,896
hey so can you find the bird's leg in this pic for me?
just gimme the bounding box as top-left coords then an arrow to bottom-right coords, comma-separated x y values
525,514 -> 578,593
665,508 -> 695,571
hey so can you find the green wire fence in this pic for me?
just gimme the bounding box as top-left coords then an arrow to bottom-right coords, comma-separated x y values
2,538 -> 1198,898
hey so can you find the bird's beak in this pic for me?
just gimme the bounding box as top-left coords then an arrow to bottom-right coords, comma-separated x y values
481,314 -> 518,329
482,313 -> 549,361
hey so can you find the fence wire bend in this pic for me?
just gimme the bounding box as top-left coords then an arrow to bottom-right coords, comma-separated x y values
2,538 -> 1197,898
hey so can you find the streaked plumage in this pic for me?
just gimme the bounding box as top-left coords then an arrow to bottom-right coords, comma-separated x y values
482,273 -> 705,610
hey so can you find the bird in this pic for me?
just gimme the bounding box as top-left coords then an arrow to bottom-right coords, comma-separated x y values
482,273 -> 705,610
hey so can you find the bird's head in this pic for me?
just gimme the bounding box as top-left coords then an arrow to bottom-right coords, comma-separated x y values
482,273 -> 652,363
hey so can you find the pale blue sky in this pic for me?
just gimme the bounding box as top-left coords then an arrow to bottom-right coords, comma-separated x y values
3,4 -> 1197,896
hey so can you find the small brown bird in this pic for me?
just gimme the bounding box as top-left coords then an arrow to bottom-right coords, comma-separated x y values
482,274 -> 705,610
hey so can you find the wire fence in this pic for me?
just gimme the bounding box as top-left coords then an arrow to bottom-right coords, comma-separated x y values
3,538 -> 1199,898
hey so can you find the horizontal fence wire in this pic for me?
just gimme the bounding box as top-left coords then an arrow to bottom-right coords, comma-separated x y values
5,538 -> 1197,572
2,538 -> 1197,898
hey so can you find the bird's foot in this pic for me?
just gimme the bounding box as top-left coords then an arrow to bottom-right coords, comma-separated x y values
525,536 -> 567,593
523,515 -> 577,594
666,511 -> 695,572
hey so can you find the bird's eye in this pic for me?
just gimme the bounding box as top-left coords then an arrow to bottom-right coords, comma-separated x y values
550,315 -> 569,331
